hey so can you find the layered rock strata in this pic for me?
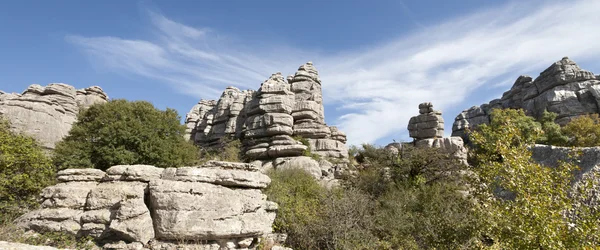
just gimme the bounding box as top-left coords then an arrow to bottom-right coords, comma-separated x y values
408,102 -> 444,140
0,83 -> 108,149
407,103 -> 467,161
453,57 -> 600,139
16,161 -> 277,249
185,62 -> 349,166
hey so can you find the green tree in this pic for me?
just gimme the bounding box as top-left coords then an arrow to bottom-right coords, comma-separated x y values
469,108 -> 600,249
0,118 -> 55,222
537,110 -> 569,146
53,99 -> 198,170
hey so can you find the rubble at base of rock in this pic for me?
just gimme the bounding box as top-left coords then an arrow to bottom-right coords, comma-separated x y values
16,162 -> 277,250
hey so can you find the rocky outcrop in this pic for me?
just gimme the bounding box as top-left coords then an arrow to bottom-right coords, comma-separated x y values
242,73 -> 306,159
184,62 -> 349,178
408,102 -> 444,140
0,83 -> 108,149
407,103 -> 467,162
453,57 -> 600,139
16,161 -> 277,249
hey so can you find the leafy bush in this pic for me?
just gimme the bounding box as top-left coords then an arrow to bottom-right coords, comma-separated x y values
469,108 -> 600,248
265,169 -> 380,249
264,168 -> 327,248
0,118 -> 55,223
562,113 -> 600,147
53,99 -> 198,170
538,110 -> 569,146
347,143 -> 482,249
375,183 -> 484,249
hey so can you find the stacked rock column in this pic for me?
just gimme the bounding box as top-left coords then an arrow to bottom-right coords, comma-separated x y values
289,62 -> 348,160
407,102 -> 444,140
242,73 -> 307,159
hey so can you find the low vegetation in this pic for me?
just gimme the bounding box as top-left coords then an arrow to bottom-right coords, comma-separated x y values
267,109 -> 600,249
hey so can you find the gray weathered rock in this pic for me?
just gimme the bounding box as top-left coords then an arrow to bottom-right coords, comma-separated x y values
453,57 -> 600,139
530,144 -> 600,209
408,102 -> 444,140
161,166 -> 271,188
104,165 -> 164,182
57,169 -> 106,183
414,137 -> 467,163
17,163 -> 276,248
185,62 -> 349,164
0,83 -> 108,150
272,156 -> 322,179
149,179 -> 277,240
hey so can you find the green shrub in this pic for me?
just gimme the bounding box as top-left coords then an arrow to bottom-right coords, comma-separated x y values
0,118 -> 55,223
265,169 -> 380,249
265,168 -> 327,249
538,110 -> 569,146
469,108 -> 600,248
53,99 -> 198,170
562,113 -> 600,147
375,183 -> 484,249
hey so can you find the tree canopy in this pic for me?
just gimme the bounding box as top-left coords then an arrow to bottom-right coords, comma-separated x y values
53,99 -> 198,170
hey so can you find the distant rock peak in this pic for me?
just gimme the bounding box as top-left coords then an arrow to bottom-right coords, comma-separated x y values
452,57 -> 600,139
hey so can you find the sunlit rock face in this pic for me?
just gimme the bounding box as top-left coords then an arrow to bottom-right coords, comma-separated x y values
453,57 -> 600,140
184,62 -> 349,180
0,83 -> 108,150
16,161 -> 278,249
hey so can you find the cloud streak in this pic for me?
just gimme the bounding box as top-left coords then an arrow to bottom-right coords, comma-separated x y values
67,0 -> 600,145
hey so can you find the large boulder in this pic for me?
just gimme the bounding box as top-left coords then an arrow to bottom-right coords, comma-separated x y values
0,83 -> 108,150
16,163 -> 277,248
149,179 -> 277,240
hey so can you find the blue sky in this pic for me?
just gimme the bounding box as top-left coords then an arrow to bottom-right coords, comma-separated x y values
2,0 -> 600,145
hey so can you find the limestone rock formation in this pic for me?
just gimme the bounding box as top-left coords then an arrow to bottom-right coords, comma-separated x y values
453,57 -> 600,139
408,102 -> 444,140
184,62 -> 350,177
243,73 -> 306,159
414,137 -> 468,162
0,83 -> 108,149
184,99 -> 217,141
16,162 -> 277,249
406,103 -> 467,163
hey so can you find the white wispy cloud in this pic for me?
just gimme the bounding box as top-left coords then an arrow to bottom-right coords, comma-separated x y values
67,0 -> 600,145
